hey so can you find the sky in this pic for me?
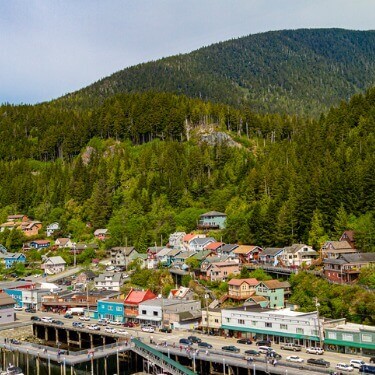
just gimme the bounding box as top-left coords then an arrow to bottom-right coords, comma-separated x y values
1,0 -> 374,105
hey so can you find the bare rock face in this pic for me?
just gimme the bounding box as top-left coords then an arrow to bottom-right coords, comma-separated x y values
81,146 -> 96,165
200,131 -> 241,148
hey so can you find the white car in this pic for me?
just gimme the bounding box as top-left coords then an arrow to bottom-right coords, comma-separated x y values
104,327 -> 117,334
14,305 -> 23,311
286,356 -> 304,363
87,324 -> 100,331
41,317 -> 53,323
109,320 -> 122,325
349,359 -> 366,369
141,326 -> 155,333
306,347 -> 324,355
117,329 -> 129,335
106,266 -> 115,271
336,363 -> 354,372
79,316 -> 91,321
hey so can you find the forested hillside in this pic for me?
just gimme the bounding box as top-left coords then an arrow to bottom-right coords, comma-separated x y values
58,29 -> 375,116
0,87 -> 374,252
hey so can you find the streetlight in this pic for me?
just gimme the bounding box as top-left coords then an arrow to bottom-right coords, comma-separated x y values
253,363 -> 256,375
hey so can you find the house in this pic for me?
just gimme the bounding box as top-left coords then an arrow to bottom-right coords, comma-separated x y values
244,295 -> 269,308
55,238 -> 73,249
154,247 -> 172,266
123,289 -> 157,322
201,308 -> 222,335
227,278 -> 258,300
189,237 -> 216,252
259,248 -> 284,266
202,261 -> 240,282
109,247 -> 140,267
323,253 -> 375,284
168,232 -> 186,249
75,270 -> 96,285
221,305 -> 322,347
172,251 -> 196,266
94,229 -> 110,241
339,230 -> 356,249
164,249 -> 182,267
2,253 -> 26,269
189,250 -> 216,266
7,214 -> 29,222
219,244 -> 239,256
94,272 -> 124,291
322,241 -> 357,259
182,233 -> 206,251
0,293 -> 16,324
198,211 -> 227,230
41,256 -> 66,274
168,286 -> 195,300
233,245 -> 263,264
204,241 -> 225,253
146,246 -> 164,269
138,298 -> 201,329
97,298 -> 124,323
20,221 -> 42,237
29,240 -> 51,250
255,280 -> 290,309
46,222 -> 60,237
71,243 -> 99,255
281,244 -> 318,267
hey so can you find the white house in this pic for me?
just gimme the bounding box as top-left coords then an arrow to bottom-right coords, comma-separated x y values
0,293 -> 15,324
46,222 -> 60,237
94,272 -> 124,291
41,256 -> 66,274
22,289 -> 50,311
281,244 -> 318,267
168,232 -> 186,249
189,237 -> 216,252
221,305 -> 323,347
55,238 -> 73,248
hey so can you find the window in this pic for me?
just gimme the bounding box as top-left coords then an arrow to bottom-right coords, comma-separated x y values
142,310 -> 147,315
214,319 -> 219,323
342,333 -> 353,341
251,321 -> 257,326
362,334 -> 372,343
327,332 -> 336,339
280,324 -> 288,330
116,307 -> 122,312
108,306 -> 113,311
265,322 -> 272,328
153,311 -> 158,316
238,319 -> 245,325
296,328 -> 304,334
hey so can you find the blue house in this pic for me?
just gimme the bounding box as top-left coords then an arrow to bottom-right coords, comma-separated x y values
3,253 -> 26,269
4,288 -> 23,307
97,299 -> 124,323
198,211 -> 227,229
29,240 -> 51,250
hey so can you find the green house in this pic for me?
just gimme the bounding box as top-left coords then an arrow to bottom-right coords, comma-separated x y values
255,280 -> 289,309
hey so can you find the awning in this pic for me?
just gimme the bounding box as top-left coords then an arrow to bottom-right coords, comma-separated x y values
136,315 -> 162,322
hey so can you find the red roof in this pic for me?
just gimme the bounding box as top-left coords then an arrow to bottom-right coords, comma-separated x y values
183,233 -> 196,242
205,242 -> 224,250
228,278 -> 258,286
124,289 -> 156,305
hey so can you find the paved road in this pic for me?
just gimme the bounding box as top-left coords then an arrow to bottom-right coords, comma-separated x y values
7,309 -> 371,373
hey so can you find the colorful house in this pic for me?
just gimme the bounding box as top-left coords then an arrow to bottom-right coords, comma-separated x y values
228,278 -> 258,300
233,245 -> 263,264
255,280 -> 290,309
198,211 -> 227,230
3,253 -> 26,269
97,298 -> 125,323
202,261 -> 240,282
30,240 -> 51,249
123,289 -> 156,322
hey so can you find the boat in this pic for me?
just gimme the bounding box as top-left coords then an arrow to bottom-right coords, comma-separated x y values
0,364 -> 24,375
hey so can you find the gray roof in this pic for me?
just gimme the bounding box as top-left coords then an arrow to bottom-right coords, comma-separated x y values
139,298 -> 179,307
190,237 -> 216,245
111,246 -> 136,255
262,248 -> 283,256
95,272 -> 123,282
44,256 -> 66,265
220,244 -> 239,253
200,211 -> 226,217
283,244 -> 311,254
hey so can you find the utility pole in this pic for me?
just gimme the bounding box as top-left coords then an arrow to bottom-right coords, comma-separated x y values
315,297 -> 323,348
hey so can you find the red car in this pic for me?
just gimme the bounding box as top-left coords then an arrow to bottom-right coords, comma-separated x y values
123,322 -> 135,327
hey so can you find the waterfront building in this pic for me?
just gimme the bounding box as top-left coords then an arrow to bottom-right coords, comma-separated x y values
98,298 -> 125,323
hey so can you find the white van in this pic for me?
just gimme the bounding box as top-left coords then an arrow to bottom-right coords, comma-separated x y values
258,346 -> 273,354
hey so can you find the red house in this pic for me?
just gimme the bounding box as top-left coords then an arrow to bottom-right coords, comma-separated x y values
123,289 -> 156,323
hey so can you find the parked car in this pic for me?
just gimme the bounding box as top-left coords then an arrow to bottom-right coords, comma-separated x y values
159,326 -> 172,333
237,338 -> 252,345
30,316 -> 41,321
350,359 -> 366,369
104,327 -> 117,334
106,266 -> 115,271
198,342 -> 213,349
72,322 -> 84,328
87,324 -> 100,331
41,317 -> 53,323
179,338 -> 192,346
79,316 -> 91,321
13,305 -> 23,311
97,319 -> 108,326
188,336 -> 201,344
256,340 -> 271,347
306,347 -> 324,355
286,355 -> 304,363
307,358 -> 330,368
10,339 -> 21,345
52,320 -> 64,326
25,308 -> 36,313
222,346 -> 240,353
123,322 -> 135,327
141,325 -> 155,333
258,346 -> 273,354
244,349 -> 260,356
109,320 -> 122,326
280,343 -> 302,351
336,363 -> 354,372
117,329 -> 129,335
64,313 -> 73,319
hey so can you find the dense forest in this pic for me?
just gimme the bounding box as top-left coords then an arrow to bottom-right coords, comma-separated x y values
0,86 -> 374,252
56,29 -> 375,116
